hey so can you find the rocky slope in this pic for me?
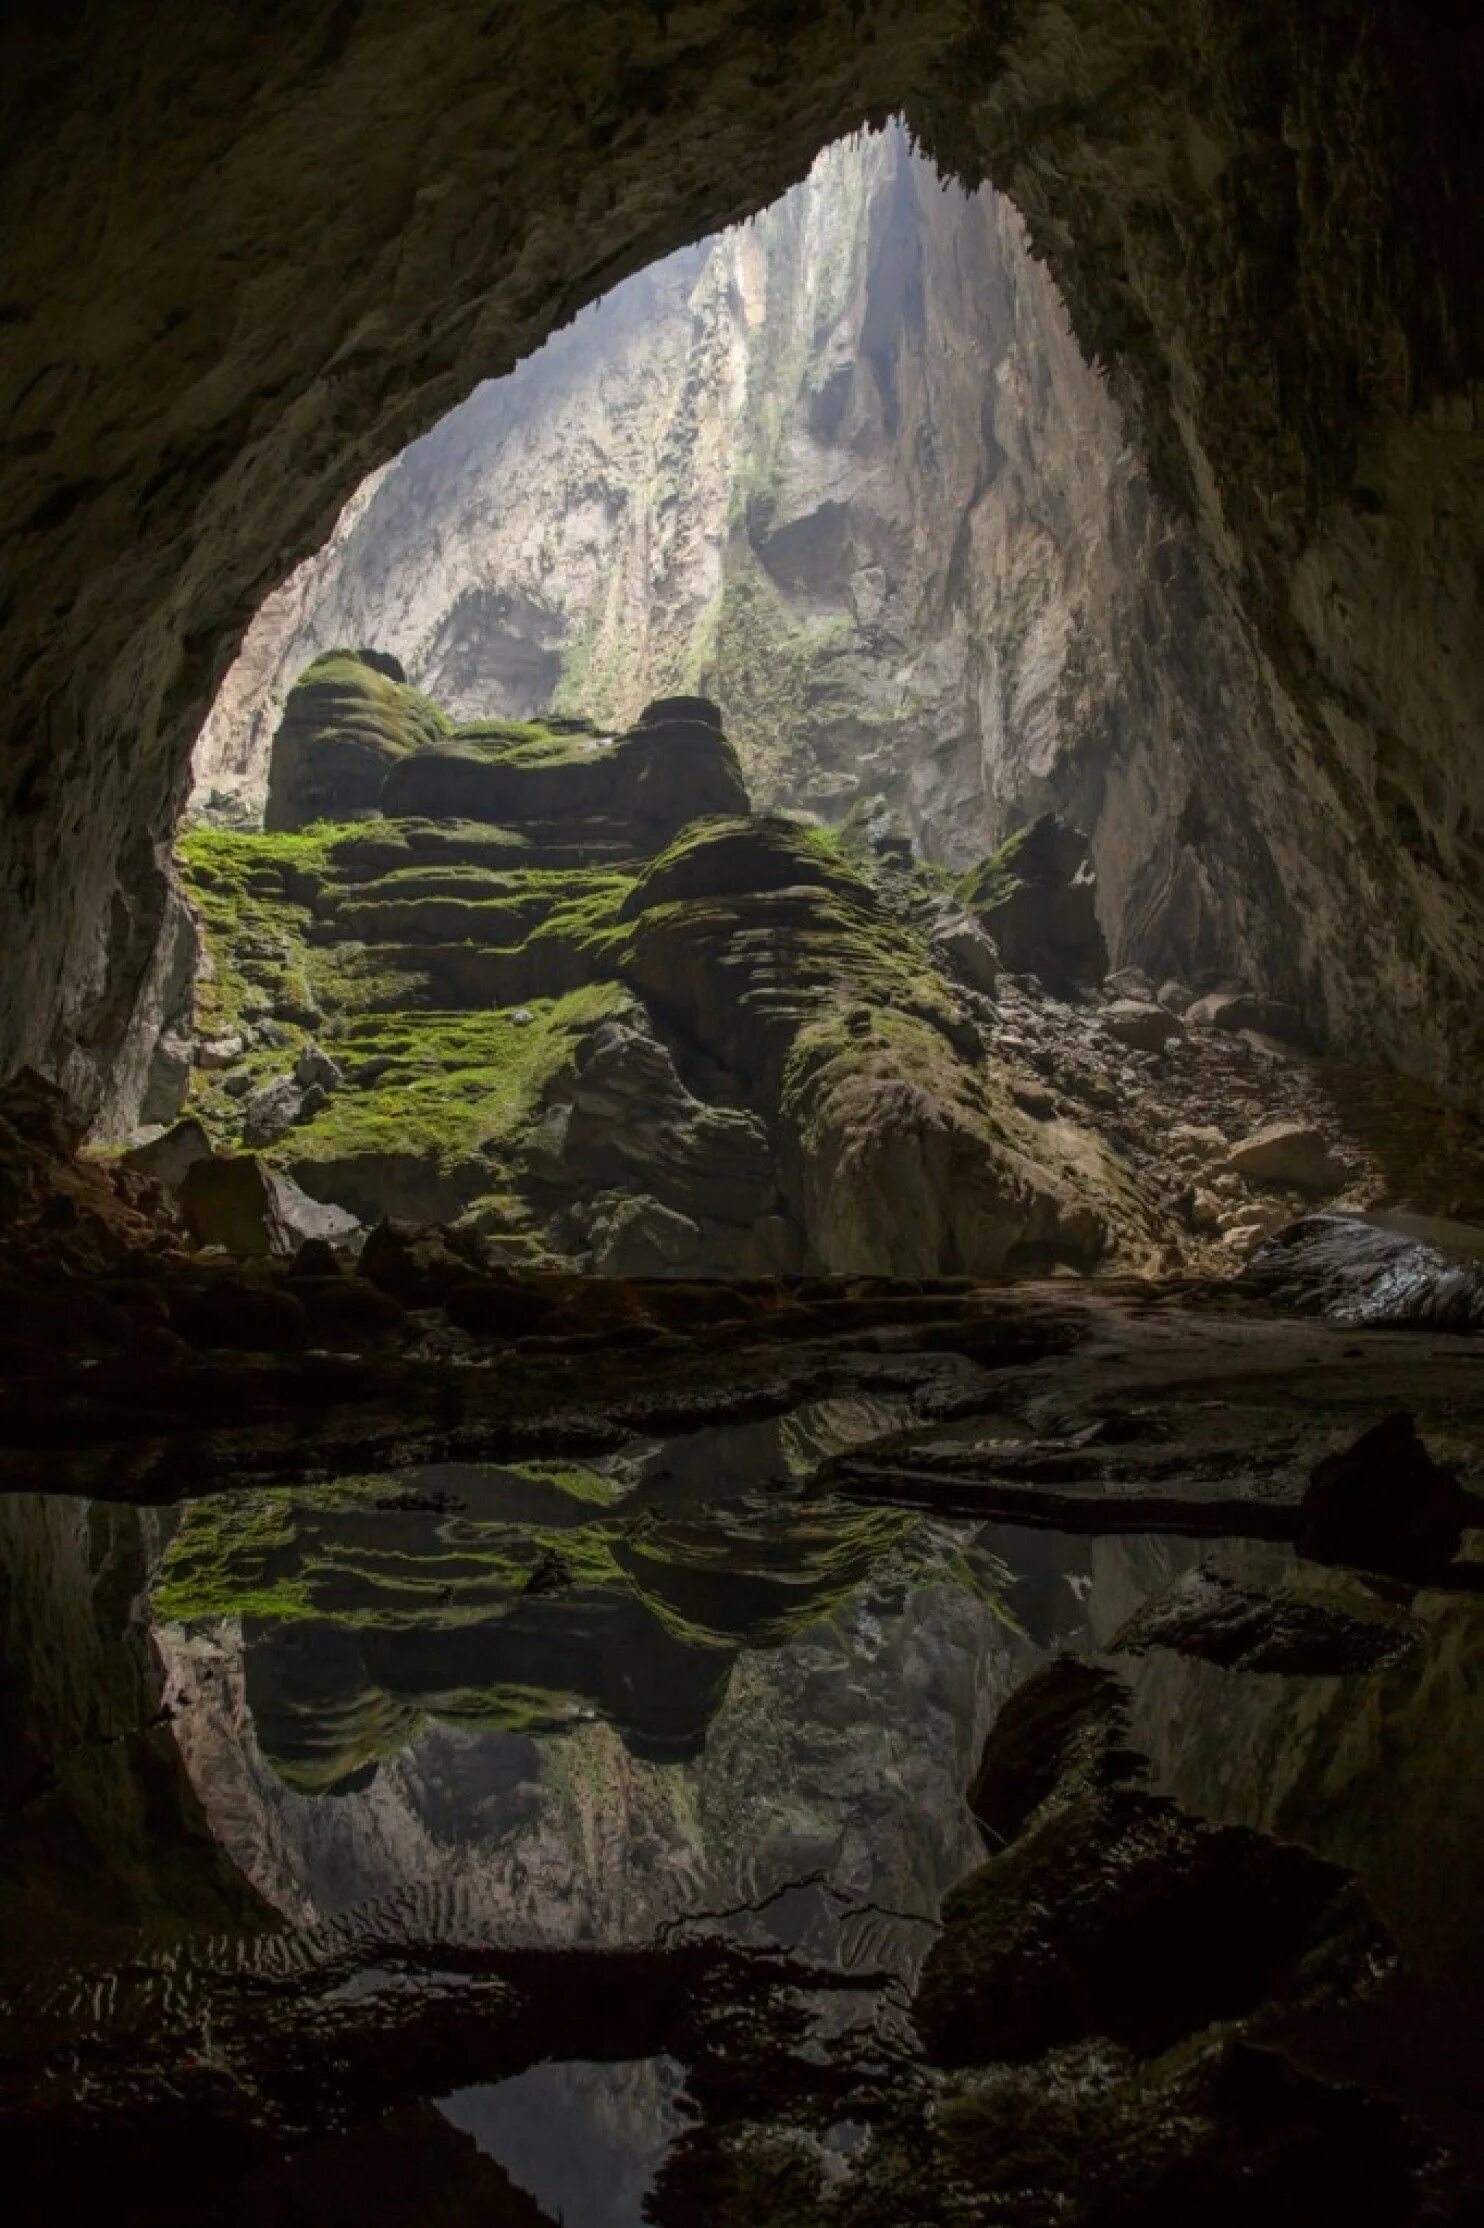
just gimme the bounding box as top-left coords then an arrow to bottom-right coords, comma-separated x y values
193,127 -> 1310,1021
168,654 -> 1484,1287
177,657 -> 1175,1278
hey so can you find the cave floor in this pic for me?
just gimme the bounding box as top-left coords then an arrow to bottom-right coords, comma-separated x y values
2,1270 -> 1482,2223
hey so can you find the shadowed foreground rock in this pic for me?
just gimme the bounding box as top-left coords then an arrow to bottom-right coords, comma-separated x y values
1243,1214 -> 1484,1331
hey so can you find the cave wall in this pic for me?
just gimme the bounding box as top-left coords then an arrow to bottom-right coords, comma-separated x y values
3,0 -> 1481,1122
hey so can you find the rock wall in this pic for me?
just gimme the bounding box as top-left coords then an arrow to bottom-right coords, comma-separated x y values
3,1 -> 1482,1123
194,129 -> 1304,1008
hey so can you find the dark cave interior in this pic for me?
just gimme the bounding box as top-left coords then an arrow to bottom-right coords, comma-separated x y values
1,4 -> 1483,2221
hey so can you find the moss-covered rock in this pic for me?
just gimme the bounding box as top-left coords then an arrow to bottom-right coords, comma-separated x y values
263,650 -> 452,831
616,812 -> 871,917
381,716 -> 749,849
180,668 -> 1171,1275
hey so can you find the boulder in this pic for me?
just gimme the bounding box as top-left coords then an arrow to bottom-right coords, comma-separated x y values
1102,966 -> 1156,1001
1225,1121 -> 1345,1191
1186,990 -> 1307,1044
590,1193 -> 704,1275
359,1219 -> 471,1306
1299,1412 -> 1474,1580
121,1117 -> 214,1191
263,648 -> 451,831
140,1028 -> 193,1125
177,1154 -> 360,1257
197,1033 -> 245,1069
1157,978 -> 1196,1015
242,1074 -> 303,1146
1101,999 -> 1184,1053
931,912 -> 1000,997
1240,1213 -> 1484,1330
286,1236 -> 343,1280
294,1041 -> 344,1091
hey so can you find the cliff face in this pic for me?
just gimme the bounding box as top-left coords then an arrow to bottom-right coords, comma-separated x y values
195,129 -> 1301,1006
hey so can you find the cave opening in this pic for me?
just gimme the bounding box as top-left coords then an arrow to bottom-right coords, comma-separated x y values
5,11 -> 1484,2222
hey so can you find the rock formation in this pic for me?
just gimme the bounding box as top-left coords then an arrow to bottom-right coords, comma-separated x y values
179,669 -> 1166,1276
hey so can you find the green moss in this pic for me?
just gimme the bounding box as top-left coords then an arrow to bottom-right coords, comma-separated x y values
782,1003 -> 989,1152
620,812 -> 875,917
287,982 -> 631,1174
449,719 -> 600,767
957,824 -> 1034,914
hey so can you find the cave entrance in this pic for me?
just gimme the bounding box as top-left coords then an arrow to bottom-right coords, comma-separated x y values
148,123 -> 1484,1282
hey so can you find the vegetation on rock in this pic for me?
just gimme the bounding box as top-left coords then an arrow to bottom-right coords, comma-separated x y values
176,663 -> 1172,1274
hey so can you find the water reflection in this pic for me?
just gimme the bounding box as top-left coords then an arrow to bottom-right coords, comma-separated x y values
439,2058 -> 690,2228
151,1440 -> 1025,1963
0,1405 -> 1215,2217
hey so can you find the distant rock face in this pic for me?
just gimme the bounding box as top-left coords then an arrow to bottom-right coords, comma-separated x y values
190,130 -> 1321,1036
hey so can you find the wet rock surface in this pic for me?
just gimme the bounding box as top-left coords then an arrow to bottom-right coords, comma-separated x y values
1243,1213 -> 1484,1331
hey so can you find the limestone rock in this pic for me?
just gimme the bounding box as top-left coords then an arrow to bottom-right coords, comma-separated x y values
138,1029 -> 193,1127
554,1015 -> 781,1233
263,650 -> 451,832
589,1194 -> 703,1276
1241,1214 -> 1484,1332
930,913 -> 1000,998
1226,1122 -> 1345,1192
177,1154 -> 359,1257
635,695 -> 722,734
294,1043 -> 343,1091
121,1117 -> 214,1192
1102,967 -> 1156,1001
380,716 -> 748,851
358,1221 -> 474,1307
242,1074 -> 304,1147
197,1034 -> 245,1069
1299,1413 -> 1473,1581
1187,991 -> 1307,1045
616,814 -> 847,918
1102,999 -> 1184,1053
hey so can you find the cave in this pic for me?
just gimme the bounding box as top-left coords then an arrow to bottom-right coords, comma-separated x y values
2,5 -> 1483,2222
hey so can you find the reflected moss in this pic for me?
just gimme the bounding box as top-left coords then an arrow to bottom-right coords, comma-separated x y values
151,1463 -> 1014,1789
